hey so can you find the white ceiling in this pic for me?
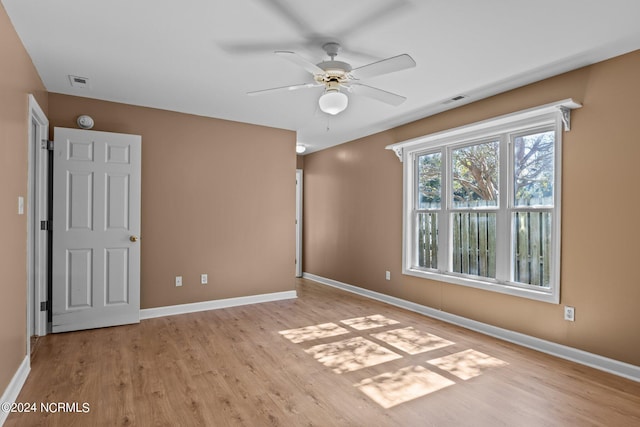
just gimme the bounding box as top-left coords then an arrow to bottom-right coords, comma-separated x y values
4,0 -> 640,154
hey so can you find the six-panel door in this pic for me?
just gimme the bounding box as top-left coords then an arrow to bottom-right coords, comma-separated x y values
52,127 -> 141,333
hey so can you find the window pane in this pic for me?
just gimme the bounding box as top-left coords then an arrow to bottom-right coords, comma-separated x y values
417,213 -> 438,269
513,212 -> 552,287
452,141 -> 499,208
417,152 -> 441,209
451,212 -> 496,278
513,130 -> 555,207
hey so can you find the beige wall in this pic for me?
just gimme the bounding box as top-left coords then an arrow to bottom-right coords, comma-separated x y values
48,94 -> 296,309
2,0 -> 637,397
304,50 -> 640,366
0,4 -> 48,394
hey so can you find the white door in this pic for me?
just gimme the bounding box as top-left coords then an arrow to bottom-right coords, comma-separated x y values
52,127 -> 141,333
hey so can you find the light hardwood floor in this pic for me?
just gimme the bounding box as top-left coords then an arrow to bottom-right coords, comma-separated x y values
7,278 -> 640,426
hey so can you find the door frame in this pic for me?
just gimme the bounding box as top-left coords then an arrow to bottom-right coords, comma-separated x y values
26,94 -> 50,346
295,169 -> 303,277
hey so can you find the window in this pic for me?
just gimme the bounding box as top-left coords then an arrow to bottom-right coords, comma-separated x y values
390,100 -> 580,303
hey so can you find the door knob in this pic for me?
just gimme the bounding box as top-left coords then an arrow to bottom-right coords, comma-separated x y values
130,235 -> 139,242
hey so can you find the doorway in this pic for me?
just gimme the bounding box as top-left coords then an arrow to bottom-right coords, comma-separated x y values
296,169 -> 303,277
26,107 -> 143,342
26,94 -> 50,348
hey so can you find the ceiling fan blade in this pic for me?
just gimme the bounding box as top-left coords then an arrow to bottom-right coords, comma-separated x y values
351,54 -> 416,80
347,83 -> 407,106
262,0 -> 313,37
218,40 -> 304,55
275,51 -> 325,75
247,82 -> 322,96
336,0 -> 412,41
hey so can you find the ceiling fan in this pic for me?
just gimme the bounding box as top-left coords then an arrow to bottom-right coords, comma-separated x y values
248,42 -> 416,115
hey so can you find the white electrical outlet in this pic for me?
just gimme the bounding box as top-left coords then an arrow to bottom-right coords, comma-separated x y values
385,271 -> 391,281
564,306 -> 575,322
201,274 -> 208,285
175,276 -> 183,287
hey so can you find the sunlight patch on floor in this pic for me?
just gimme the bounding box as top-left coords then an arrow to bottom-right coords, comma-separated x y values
371,327 -> 454,355
354,365 -> 455,409
304,336 -> 402,374
278,322 -> 350,344
427,349 -> 509,380
340,314 -> 400,330
280,315 -> 509,409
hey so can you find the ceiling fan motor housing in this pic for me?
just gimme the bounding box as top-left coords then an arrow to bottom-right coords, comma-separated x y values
315,61 -> 352,84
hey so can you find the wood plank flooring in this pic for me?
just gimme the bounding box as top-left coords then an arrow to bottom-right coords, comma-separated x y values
6,278 -> 640,426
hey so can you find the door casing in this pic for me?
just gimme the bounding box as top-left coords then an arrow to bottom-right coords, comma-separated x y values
296,169 -> 303,277
26,94 -> 50,344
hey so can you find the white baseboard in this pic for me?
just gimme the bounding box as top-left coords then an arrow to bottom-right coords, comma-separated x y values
140,290 -> 297,320
303,273 -> 640,383
1,356 -> 30,426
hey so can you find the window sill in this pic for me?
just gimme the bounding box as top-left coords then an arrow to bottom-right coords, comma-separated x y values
403,267 -> 559,304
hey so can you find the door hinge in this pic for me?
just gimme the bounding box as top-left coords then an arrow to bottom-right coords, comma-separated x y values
41,139 -> 54,150
40,301 -> 50,312
40,220 -> 52,231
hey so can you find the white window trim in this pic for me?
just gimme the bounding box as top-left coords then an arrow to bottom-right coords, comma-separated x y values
387,99 -> 581,303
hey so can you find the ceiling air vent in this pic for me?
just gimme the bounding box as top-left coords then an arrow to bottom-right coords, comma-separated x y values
68,75 -> 90,89
442,95 -> 467,105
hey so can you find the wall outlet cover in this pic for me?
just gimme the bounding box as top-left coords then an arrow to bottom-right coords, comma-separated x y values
564,306 -> 575,322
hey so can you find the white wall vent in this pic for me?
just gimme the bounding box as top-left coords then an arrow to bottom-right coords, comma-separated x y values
442,95 -> 467,105
68,75 -> 90,88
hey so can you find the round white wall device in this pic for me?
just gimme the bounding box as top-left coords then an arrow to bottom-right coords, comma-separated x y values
77,115 -> 94,129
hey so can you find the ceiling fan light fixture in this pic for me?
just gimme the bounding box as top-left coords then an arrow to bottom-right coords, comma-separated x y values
318,90 -> 348,115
